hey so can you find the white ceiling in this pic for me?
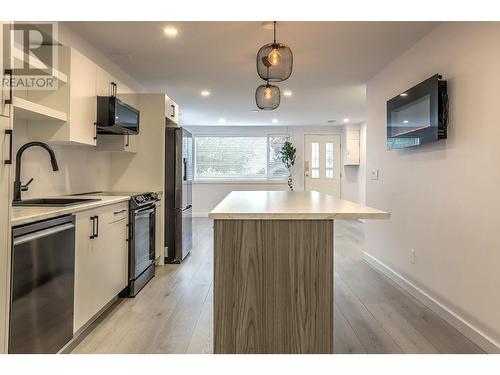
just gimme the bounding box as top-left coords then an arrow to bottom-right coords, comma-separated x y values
65,21 -> 438,126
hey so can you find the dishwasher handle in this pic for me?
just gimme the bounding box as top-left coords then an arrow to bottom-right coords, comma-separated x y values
13,223 -> 75,246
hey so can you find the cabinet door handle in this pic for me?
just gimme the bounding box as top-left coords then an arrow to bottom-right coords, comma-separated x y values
4,129 -> 13,165
125,134 -> 129,147
4,69 -> 13,105
93,122 -> 97,141
90,216 -> 95,239
114,209 -> 127,215
94,215 -> 99,238
111,82 -> 117,97
171,104 -> 175,118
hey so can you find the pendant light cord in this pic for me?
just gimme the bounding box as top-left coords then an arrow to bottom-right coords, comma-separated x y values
273,21 -> 277,44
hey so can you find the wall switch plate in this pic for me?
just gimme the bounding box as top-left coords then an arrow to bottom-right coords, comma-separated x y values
370,169 -> 379,180
410,249 -> 415,264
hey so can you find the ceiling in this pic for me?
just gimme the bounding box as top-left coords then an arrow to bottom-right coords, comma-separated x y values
65,21 -> 438,126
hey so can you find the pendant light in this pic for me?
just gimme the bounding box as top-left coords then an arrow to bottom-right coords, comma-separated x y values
256,21 -> 293,82
255,81 -> 280,110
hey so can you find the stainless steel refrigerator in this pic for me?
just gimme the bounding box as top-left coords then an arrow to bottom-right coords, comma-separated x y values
165,125 -> 193,263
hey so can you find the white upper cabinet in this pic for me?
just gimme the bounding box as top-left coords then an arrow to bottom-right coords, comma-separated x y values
165,95 -> 179,125
344,128 -> 360,166
66,48 -> 97,145
24,47 -> 97,146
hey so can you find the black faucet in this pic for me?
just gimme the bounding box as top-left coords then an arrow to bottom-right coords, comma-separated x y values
13,142 -> 59,202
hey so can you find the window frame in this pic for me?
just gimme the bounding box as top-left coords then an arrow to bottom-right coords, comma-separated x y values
193,133 -> 290,183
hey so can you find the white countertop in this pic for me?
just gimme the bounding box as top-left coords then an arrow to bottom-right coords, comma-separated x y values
208,191 -> 390,220
11,195 -> 130,226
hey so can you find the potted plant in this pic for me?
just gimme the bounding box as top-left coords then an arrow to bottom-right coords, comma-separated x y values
279,140 -> 297,191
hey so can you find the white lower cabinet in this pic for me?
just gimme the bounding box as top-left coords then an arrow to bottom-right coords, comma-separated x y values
74,202 -> 128,333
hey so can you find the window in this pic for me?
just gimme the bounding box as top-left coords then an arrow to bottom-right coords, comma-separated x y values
325,142 -> 333,178
311,142 -> 319,178
194,135 -> 289,181
267,135 -> 289,180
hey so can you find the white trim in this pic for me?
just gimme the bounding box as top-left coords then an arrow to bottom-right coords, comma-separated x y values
363,251 -> 500,354
192,212 -> 209,218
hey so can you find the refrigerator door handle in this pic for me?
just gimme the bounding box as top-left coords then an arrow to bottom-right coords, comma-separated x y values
183,157 -> 187,181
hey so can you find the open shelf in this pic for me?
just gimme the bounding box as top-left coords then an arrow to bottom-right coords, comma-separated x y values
13,97 -> 68,122
12,46 -> 68,85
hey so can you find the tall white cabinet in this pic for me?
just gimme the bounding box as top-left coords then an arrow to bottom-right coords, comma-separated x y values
0,21 -> 12,354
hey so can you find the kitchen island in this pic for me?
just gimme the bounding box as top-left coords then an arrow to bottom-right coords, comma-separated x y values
208,191 -> 390,354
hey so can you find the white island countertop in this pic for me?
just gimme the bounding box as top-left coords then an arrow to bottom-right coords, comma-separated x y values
11,195 -> 130,226
208,191 -> 390,220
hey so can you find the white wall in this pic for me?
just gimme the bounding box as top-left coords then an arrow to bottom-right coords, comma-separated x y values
365,22 -> 500,351
187,125 -> 364,216
14,121 -> 111,197
13,23 -> 142,198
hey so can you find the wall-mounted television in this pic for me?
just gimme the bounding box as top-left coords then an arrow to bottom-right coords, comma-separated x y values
387,74 -> 448,150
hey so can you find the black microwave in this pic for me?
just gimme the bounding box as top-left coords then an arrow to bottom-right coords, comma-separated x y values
96,96 -> 140,135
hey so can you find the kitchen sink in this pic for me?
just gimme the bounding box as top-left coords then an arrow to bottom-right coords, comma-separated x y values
13,198 -> 101,207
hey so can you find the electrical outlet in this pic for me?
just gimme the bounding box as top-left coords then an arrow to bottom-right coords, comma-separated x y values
410,249 -> 415,264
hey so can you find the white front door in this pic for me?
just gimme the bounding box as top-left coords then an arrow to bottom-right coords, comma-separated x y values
304,134 -> 341,197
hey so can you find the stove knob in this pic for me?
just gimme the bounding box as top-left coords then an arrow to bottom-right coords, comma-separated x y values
150,192 -> 158,200
135,195 -> 144,203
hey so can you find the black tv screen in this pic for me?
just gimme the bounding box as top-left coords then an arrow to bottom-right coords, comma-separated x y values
387,74 -> 448,150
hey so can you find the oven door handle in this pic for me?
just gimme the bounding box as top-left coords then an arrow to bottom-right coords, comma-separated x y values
134,206 -> 155,216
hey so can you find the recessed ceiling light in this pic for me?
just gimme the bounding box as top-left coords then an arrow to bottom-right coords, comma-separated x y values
201,90 -> 210,97
252,109 -> 259,112
218,118 -> 225,123
403,120 -> 409,123
400,93 -> 408,97
164,26 -> 178,38
283,90 -> 292,97
261,21 -> 274,30
343,118 -> 350,123
272,118 -> 279,124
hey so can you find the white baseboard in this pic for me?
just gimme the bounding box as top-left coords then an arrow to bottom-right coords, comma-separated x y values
363,251 -> 500,354
192,212 -> 209,218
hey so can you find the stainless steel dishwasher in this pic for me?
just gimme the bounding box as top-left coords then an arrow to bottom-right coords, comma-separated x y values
10,215 -> 75,354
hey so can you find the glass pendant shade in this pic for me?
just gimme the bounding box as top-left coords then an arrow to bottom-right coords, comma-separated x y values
255,82 -> 280,110
257,42 -> 293,82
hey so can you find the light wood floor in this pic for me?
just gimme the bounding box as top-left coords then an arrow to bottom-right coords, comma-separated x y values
71,218 -> 483,354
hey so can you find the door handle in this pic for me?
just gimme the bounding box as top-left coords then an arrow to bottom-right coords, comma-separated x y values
4,129 -> 13,164
4,69 -> 13,105
171,104 -> 175,118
